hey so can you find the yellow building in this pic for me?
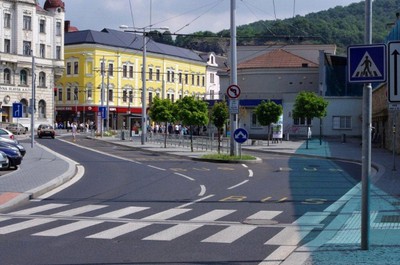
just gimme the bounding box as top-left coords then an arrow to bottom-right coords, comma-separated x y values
56,28 -> 206,130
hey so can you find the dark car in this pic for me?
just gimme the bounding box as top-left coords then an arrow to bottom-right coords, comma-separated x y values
0,144 -> 23,169
37,124 -> 55,139
0,151 -> 9,169
0,140 -> 26,157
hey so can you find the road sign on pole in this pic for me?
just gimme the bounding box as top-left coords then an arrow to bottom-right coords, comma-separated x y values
348,44 -> 386,83
233,128 -> 248,144
388,41 -> 400,102
12,103 -> 23,118
226,84 -> 241,99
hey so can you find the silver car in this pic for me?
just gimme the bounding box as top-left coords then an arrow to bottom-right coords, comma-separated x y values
6,123 -> 27,135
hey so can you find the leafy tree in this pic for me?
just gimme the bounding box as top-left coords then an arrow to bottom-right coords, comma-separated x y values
175,96 -> 209,152
292,91 -> 328,148
148,97 -> 177,148
254,100 -> 283,146
211,101 -> 229,154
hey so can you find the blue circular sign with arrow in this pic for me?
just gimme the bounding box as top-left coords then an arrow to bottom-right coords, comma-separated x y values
234,128 -> 248,144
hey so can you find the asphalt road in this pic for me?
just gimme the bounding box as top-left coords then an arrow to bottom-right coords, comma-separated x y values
0,135 -> 362,265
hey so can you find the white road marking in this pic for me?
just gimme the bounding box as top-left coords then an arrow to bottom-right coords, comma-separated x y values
198,185 -> 206,196
177,194 -> 214,209
174,172 -> 194,181
227,180 -> 249,189
202,225 -> 256,243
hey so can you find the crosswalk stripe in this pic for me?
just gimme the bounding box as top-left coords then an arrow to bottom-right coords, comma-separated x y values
52,205 -> 108,216
143,209 -> 236,241
8,203 -> 67,215
264,226 -> 314,245
0,217 -> 11,223
142,208 -> 191,220
86,222 -> 151,239
33,220 -> 103,237
202,225 -> 256,243
247,210 -> 282,220
0,218 -> 55,234
96,206 -> 149,218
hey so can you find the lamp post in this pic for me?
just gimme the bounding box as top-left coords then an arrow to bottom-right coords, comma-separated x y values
120,25 -> 169,145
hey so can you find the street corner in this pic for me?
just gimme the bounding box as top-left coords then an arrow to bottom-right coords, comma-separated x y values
0,192 -> 30,212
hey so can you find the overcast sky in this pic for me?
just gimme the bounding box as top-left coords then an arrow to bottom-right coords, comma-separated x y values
53,0 -> 363,34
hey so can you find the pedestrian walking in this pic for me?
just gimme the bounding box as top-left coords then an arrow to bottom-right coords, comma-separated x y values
72,122 -> 77,141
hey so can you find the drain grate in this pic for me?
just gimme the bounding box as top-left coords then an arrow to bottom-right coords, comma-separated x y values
381,215 -> 400,223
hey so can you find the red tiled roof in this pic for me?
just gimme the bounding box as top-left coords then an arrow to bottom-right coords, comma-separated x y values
238,49 -> 318,69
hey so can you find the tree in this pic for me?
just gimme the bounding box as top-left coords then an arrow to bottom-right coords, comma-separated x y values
292,91 -> 328,148
175,96 -> 209,152
148,97 -> 176,148
211,101 -> 229,154
254,100 -> 283,146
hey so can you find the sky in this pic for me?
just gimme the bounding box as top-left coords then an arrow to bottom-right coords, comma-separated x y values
48,0 -> 364,34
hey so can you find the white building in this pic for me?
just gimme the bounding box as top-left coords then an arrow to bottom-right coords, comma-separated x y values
0,0 -> 65,130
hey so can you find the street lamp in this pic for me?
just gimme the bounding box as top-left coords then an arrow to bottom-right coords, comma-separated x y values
120,25 -> 169,145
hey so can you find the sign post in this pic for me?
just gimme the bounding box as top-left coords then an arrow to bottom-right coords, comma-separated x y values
348,40 -> 386,250
227,84 -> 241,156
234,128 -> 248,158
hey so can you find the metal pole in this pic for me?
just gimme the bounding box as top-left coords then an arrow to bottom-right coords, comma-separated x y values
101,56 -> 105,137
393,114 -> 396,171
31,50 -> 35,148
361,0 -> 372,251
229,0 -> 238,156
141,32 -> 147,145
106,68 -> 110,131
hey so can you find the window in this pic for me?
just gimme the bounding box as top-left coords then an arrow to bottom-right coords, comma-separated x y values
56,21 -> 62,36
332,116 -> 352,129
210,73 -> 215,83
171,94 -> 175,103
293,117 -> 311,126
149,68 -> 153,80
251,112 -> 261,127
38,100 -> 46,119
74,62 -> 79,74
58,88 -> 63,101
108,88 -> 113,101
171,71 -> 175,82
129,66 -> 133,78
39,19 -> 46,33
23,41 -> 31,55
191,74 -> 195,85
128,90 -> 133,103
20,70 -> 28,85
23,16 -> 31,30
4,39 -> 10,53
210,90 -> 214,100
66,87 -> 71,101
4,13 -> 11,28
185,74 -> 188,85
87,88 -> 92,101
167,70 -> 171,82
108,63 -> 113,77
178,73 -> 182,83
149,92 -> 153,104
123,65 -> 127,77
156,69 -> 160,81
197,75 -> 200,86
39,72 -> 46,87
74,87 -> 79,101
40,44 -> 45,58
66,62 -> 71,75
123,90 -> 127,102
202,76 -> 205,86
56,46 -> 61,60
3,69 -> 11,84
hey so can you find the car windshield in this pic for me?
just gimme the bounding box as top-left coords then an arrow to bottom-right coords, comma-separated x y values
41,125 -> 53,129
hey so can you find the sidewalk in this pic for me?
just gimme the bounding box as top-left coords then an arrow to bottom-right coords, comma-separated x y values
0,133 -> 399,264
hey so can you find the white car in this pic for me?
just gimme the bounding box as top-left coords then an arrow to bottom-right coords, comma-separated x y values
0,128 -> 14,140
0,150 -> 9,169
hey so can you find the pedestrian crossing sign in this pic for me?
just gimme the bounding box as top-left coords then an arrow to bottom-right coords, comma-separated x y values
348,44 -> 386,83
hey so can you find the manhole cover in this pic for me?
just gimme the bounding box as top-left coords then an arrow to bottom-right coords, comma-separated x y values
242,219 -> 278,225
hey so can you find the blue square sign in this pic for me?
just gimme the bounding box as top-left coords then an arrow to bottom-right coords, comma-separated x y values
348,44 -> 386,83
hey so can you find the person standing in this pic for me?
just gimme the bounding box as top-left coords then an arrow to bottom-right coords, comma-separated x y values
72,122 -> 77,141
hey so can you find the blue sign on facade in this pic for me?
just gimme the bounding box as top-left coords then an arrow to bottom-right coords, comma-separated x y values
348,44 -> 386,83
99,106 -> 107,119
234,128 -> 248,144
12,103 -> 23,118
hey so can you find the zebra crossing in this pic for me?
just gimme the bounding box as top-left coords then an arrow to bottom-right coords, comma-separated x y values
0,203 -> 292,243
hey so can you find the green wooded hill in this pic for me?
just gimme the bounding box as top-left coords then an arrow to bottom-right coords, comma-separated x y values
170,0 -> 400,55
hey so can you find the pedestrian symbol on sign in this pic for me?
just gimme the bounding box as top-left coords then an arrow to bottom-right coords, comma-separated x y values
352,52 -> 382,78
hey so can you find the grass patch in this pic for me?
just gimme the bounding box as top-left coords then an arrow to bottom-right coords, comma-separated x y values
201,153 -> 257,161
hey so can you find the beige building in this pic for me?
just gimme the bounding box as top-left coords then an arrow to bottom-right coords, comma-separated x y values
0,0 -> 65,129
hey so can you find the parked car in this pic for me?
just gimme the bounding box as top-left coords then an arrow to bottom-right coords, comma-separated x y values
0,140 -> 26,157
0,128 -> 14,140
6,123 -> 27,135
0,144 -> 22,169
37,124 -> 55,139
0,151 -> 9,169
